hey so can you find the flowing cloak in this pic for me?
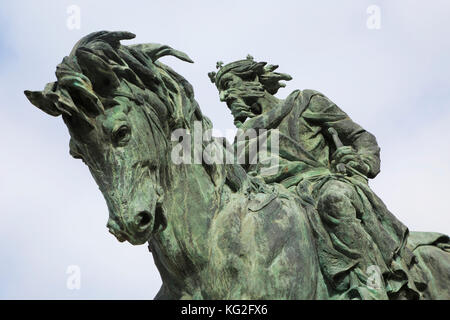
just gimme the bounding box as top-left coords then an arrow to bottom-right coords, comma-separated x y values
235,89 -> 424,298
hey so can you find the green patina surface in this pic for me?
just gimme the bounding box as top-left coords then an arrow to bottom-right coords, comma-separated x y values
25,31 -> 449,299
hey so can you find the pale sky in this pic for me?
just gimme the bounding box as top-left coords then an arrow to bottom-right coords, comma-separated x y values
0,0 -> 449,299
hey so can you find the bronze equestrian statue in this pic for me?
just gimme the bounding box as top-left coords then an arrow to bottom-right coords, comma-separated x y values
25,31 -> 449,299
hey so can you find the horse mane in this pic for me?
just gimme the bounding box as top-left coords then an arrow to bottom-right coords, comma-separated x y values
24,30 -> 254,193
25,31 -> 206,129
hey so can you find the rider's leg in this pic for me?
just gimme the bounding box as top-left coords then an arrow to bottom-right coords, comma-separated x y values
316,179 -> 388,299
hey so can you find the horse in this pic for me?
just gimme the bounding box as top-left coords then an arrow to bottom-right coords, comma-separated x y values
25,31 -> 450,299
24,31 -> 327,299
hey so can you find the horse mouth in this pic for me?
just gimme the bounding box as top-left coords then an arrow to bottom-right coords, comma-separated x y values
108,218 -> 152,245
108,228 -> 129,243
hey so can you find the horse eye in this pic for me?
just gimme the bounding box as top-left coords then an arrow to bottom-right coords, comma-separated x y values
113,125 -> 131,146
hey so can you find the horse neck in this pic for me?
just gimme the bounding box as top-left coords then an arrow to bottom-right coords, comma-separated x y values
147,86 -> 237,296
149,156 -> 231,297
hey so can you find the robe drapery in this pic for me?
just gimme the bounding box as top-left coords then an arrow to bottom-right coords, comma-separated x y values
235,89 -> 423,298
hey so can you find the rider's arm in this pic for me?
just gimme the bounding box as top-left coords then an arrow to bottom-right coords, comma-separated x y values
303,94 -> 381,178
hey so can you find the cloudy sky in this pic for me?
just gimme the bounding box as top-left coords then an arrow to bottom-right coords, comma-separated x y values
0,0 -> 449,299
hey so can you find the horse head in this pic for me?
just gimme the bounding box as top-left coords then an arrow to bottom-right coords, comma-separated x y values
24,31 -> 205,245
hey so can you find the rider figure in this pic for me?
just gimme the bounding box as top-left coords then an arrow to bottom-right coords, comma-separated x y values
209,56 -> 421,299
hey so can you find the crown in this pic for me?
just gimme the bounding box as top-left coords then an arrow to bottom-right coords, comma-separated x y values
208,54 -> 254,85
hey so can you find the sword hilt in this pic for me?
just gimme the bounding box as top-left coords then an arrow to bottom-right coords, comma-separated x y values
328,127 -> 347,174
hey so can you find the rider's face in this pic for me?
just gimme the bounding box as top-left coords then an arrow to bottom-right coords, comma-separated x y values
218,73 -> 243,103
218,73 -> 264,127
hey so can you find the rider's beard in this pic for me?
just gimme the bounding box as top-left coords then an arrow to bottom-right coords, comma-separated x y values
230,100 -> 252,127
228,82 -> 265,127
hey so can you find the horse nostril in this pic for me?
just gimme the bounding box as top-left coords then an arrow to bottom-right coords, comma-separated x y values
135,211 -> 152,231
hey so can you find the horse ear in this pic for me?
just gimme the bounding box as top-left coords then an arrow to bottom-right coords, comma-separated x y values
131,43 -> 194,63
25,81 -> 95,128
24,82 -> 61,117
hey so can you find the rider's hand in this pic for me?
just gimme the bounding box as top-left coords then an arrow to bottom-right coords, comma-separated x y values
332,146 -> 357,164
331,146 -> 370,176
